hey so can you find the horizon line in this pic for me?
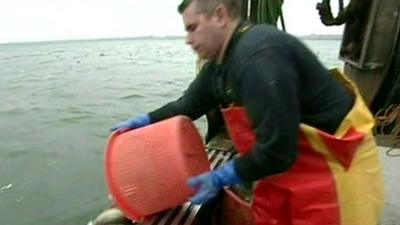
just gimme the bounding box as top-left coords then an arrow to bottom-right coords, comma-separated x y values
0,33 -> 343,45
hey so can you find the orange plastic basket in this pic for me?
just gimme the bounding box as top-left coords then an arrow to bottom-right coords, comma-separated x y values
105,116 -> 210,221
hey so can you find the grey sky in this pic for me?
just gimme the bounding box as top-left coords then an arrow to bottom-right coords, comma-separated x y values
0,0 -> 347,43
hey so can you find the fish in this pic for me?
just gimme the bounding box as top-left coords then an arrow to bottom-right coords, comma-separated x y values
87,207 -> 135,225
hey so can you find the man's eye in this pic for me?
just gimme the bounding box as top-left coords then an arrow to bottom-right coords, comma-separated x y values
187,25 -> 196,32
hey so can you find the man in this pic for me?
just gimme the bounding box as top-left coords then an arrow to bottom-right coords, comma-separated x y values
316,0 -> 371,58
111,0 -> 384,224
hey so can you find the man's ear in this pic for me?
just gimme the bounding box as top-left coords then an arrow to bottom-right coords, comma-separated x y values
213,4 -> 229,27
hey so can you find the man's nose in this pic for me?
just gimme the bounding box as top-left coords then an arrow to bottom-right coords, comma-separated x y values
186,34 -> 193,45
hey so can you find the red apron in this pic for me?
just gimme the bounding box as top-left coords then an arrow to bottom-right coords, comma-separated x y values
220,69 -> 384,225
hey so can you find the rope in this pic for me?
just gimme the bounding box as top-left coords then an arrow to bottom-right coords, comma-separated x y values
374,104 -> 400,157
339,0 -> 344,12
249,0 -> 283,27
279,3 -> 286,31
386,140 -> 400,157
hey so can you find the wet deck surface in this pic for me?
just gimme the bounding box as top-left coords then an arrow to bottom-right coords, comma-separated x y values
379,146 -> 400,225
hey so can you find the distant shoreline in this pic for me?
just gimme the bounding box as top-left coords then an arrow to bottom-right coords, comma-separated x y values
299,34 -> 342,40
0,36 -> 185,45
0,34 -> 342,45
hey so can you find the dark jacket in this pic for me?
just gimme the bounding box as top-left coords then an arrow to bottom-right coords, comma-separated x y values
149,23 -> 353,181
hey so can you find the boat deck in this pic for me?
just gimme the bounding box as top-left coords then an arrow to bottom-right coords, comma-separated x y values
379,146 -> 400,225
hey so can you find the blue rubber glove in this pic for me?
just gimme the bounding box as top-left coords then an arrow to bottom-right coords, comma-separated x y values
110,114 -> 151,133
187,160 -> 243,205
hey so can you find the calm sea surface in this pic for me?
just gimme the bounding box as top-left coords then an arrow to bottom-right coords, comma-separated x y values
0,37 -> 342,225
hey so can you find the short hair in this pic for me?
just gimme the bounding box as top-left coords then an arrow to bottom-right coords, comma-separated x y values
178,0 -> 242,18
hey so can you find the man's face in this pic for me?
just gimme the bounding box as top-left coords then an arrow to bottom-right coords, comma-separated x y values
182,2 -> 225,59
